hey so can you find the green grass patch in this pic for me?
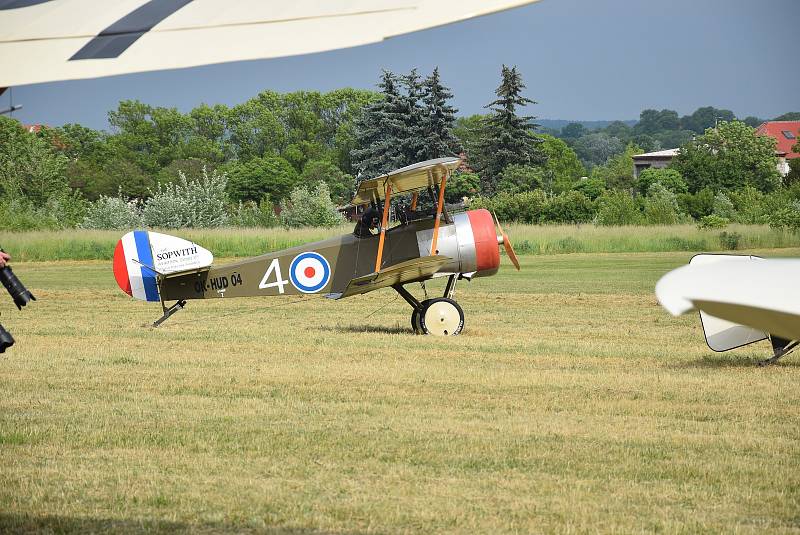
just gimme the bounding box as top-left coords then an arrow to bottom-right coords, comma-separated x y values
3,224 -> 800,262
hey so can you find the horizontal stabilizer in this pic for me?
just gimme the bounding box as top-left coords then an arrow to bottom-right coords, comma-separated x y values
656,256 -> 800,342
113,230 -> 213,302
329,255 -> 452,299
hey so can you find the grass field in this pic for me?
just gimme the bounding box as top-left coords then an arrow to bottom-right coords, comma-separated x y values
1,250 -> 799,533
3,224 -> 800,261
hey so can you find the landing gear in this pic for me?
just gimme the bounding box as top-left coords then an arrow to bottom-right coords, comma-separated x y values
394,275 -> 465,336
757,336 -> 798,366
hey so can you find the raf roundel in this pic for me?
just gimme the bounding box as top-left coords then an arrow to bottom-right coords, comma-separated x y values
289,252 -> 331,293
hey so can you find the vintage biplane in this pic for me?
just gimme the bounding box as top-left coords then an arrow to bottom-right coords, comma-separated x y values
112,157 -> 520,335
656,254 -> 800,365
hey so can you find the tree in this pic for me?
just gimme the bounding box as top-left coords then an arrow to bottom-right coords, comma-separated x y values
671,120 -> 781,193
351,70 -> 408,178
774,112 -> 800,121
636,168 -> 687,195
475,65 -> 545,193
419,67 -> 462,161
680,106 -> 736,134
742,116 -> 763,128
225,154 -> 298,203
537,134 -> 586,192
496,164 -> 544,194
299,159 -> 354,205
634,109 -> 680,135
573,132 -> 625,169
453,114 -> 487,163
397,69 -> 427,165
589,143 -> 643,191
280,182 -> 345,228
560,122 -> 587,141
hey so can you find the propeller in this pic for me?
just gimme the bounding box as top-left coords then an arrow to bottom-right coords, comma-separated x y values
492,212 -> 520,271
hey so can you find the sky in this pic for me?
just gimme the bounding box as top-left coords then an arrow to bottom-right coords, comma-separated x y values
5,0 -> 799,131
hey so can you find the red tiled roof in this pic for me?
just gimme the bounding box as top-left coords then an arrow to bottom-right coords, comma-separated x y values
755,121 -> 800,159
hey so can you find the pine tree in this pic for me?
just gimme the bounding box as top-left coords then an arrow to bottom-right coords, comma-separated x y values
476,65 -> 545,193
350,70 -> 407,178
420,67 -> 462,161
398,69 -> 428,166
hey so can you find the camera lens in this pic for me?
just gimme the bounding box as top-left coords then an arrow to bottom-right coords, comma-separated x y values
0,266 -> 35,310
0,323 -> 14,353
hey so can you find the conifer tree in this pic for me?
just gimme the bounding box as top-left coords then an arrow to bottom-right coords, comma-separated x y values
476,65 -> 545,193
398,69 -> 427,166
420,67 -> 462,161
351,70 -> 407,178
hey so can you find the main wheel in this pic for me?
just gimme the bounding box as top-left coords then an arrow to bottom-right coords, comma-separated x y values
420,298 -> 464,336
410,300 -> 429,334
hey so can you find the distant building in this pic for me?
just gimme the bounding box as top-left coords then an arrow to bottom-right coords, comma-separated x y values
755,121 -> 799,176
632,148 -> 680,180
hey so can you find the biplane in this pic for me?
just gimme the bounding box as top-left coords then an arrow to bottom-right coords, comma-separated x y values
656,254 -> 800,365
113,157 -> 520,335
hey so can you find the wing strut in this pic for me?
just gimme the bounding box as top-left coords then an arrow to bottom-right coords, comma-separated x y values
430,168 -> 449,255
374,183 -> 392,272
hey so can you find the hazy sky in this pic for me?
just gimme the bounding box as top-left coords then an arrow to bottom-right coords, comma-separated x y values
5,0 -> 799,130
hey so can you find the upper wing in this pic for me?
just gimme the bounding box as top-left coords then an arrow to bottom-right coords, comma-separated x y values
0,1 -> 540,87
326,255 -> 451,299
655,257 -> 800,342
350,157 -> 460,206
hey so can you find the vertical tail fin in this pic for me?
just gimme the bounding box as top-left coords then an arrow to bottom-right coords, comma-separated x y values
113,230 -> 213,302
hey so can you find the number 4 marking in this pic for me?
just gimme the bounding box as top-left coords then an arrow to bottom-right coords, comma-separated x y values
259,258 -> 288,294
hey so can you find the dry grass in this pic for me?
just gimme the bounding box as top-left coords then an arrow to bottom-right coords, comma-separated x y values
1,250 -> 799,533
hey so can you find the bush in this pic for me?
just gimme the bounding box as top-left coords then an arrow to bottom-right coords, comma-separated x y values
542,190 -> 595,223
712,192 -> 736,220
496,165 -> 544,194
446,172 -> 481,203
469,190 -> 548,224
766,200 -> 800,233
228,200 -> 279,228
142,168 -> 229,228
0,192 -> 87,231
677,188 -> 714,220
572,177 -> 606,200
719,231 -> 741,250
594,190 -> 643,226
81,194 -> 141,230
636,168 -> 687,195
697,214 -> 729,230
643,183 -> 686,225
225,155 -> 299,203
280,182 -> 345,228
728,186 -> 765,224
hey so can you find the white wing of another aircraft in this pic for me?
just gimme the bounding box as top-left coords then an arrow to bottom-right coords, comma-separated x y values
0,0 -> 540,87
656,256 -> 800,343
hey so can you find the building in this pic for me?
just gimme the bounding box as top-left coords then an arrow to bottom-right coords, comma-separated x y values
754,121 -> 800,176
632,148 -> 680,180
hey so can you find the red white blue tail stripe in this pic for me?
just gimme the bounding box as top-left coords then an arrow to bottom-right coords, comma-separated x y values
113,230 -> 160,302
113,230 -> 213,302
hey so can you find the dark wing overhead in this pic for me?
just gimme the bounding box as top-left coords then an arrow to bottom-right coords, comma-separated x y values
0,2 -> 540,87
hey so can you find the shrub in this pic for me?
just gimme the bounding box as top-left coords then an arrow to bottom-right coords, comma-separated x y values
142,168 -> 229,228
81,194 -> 141,230
697,214 -> 729,230
728,186 -> 765,224
636,168 -> 687,195
594,190 -> 643,226
228,200 -> 279,228
677,188 -> 714,220
766,200 -> 800,233
496,165 -> 545,194
446,172 -> 481,203
542,190 -> 595,223
712,192 -> 736,220
225,155 -> 299,203
572,176 -> 606,200
719,231 -> 741,250
280,182 -> 345,228
643,183 -> 685,225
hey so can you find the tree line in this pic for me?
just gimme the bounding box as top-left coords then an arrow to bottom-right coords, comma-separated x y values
0,64 -> 798,232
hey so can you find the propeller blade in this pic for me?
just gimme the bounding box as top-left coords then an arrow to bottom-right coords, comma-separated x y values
492,212 -> 520,271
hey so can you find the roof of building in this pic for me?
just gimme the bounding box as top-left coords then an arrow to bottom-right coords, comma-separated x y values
755,121 -> 800,159
632,148 -> 680,160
